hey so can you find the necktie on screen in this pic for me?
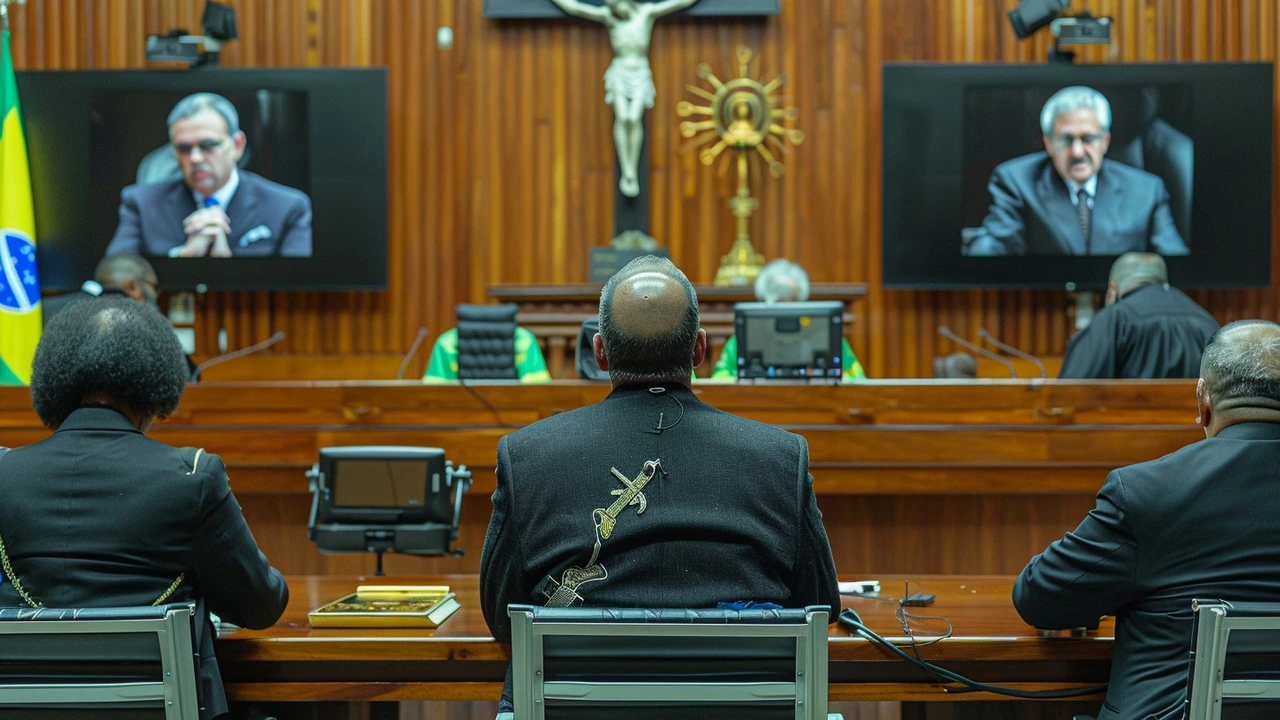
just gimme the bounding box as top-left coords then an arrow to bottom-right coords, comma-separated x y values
1077,188 -> 1092,255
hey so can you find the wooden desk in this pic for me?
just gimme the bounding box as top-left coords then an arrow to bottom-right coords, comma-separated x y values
488,284 -> 867,378
216,574 -> 1111,704
0,381 -> 1202,577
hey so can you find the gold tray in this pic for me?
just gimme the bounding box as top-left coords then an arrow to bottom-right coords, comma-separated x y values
308,585 -> 461,628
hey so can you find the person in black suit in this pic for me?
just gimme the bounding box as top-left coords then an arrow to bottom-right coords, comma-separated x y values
0,298 -> 288,720
1015,320 -> 1280,720
105,92 -> 312,258
965,86 -> 1189,257
480,256 -> 840,708
41,253 -> 158,326
1059,252 -> 1218,378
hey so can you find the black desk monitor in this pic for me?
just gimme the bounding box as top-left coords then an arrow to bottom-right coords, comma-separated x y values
734,301 -> 844,381
308,446 -> 471,573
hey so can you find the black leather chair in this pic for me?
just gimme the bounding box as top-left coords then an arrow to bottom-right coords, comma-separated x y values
574,318 -> 609,381
456,303 -> 520,380
502,605 -> 840,720
1184,600 -> 1280,720
0,603 -> 200,719
1108,88 -> 1194,243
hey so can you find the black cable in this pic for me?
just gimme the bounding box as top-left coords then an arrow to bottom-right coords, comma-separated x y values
838,609 -> 1109,699
895,605 -> 954,654
459,379 -> 518,429
644,387 -> 685,434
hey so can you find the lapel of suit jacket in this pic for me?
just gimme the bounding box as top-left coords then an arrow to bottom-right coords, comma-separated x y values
1036,161 -> 1087,255
223,171 -> 259,246
164,180 -> 198,234
1092,162 -> 1124,254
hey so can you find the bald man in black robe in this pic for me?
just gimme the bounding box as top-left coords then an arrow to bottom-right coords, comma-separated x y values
479,255 -> 840,711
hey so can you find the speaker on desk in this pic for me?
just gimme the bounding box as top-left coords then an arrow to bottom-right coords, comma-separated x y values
455,303 -> 519,380
575,318 -> 610,381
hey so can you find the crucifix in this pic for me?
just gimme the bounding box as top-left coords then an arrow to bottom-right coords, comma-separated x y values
550,0 -> 699,200
485,0 -> 779,235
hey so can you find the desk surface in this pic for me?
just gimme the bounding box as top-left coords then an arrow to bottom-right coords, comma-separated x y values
217,574 -> 1112,703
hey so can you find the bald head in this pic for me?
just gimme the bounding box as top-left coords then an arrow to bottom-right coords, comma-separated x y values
1197,320 -> 1280,435
596,256 -> 705,385
94,254 -> 158,306
1107,252 -> 1167,304
95,254 -> 153,286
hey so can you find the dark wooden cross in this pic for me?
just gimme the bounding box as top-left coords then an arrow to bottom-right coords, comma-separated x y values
484,0 -> 779,236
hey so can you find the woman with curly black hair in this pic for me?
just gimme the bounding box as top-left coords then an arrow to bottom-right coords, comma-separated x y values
0,298 -> 288,720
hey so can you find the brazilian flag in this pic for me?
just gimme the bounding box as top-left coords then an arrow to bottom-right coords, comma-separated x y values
0,27 -> 40,385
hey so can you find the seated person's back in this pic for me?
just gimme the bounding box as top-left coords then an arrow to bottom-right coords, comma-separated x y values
480,256 -> 840,709
1059,252 -> 1218,378
1017,320 -> 1280,719
711,259 -> 866,381
0,298 -> 288,720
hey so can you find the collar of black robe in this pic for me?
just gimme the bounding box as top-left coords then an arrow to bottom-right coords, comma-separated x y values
604,381 -> 699,403
1211,420 -> 1280,442
53,406 -> 144,434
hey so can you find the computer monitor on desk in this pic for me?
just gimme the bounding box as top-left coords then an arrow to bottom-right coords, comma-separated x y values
307,446 -> 471,574
734,301 -> 844,381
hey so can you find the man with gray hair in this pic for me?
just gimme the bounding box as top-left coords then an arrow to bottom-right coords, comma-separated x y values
966,85 -> 1187,256
1015,320 -> 1280,719
106,92 -> 312,258
480,255 -> 839,712
711,259 -> 867,381
1059,251 -> 1217,378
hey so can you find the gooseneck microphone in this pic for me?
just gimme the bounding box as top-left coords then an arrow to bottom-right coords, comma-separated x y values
937,326 -> 1016,378
396,327 -> 430,380
190,332 -> 286,382
978,328 -> 1047,379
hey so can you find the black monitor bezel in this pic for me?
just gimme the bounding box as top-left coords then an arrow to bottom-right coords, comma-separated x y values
316,446 -> 449,526
881,62 -> 1273,290
734,300 -> 845,380
17,67 -> 389,292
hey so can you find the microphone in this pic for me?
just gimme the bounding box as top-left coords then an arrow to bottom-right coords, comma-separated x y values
937,326 -> 1016,378
978,328 -> 1047,379
396,327 -> 430,380
191,332 -> 286,382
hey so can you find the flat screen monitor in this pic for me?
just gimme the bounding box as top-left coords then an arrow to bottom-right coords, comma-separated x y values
17,68 -> 388,291
734,301 -> 843,380
316,446 -> 451,526
882,62 -> 1272,289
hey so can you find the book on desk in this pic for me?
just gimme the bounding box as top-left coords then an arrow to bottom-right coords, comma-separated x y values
309,585 -> 461,628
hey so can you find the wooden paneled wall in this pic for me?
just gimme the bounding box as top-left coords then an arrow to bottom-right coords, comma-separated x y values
9,0 -> 1279,378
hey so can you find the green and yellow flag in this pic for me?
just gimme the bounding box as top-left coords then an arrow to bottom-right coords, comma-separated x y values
0,27 -> 41,385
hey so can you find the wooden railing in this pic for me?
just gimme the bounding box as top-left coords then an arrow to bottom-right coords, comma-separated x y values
0,380 -> 1201,578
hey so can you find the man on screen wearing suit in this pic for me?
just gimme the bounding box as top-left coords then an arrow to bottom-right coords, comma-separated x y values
480,256 -> 840,712
105,92 -> 312,259
965,86 -> 1189,257
1015,320 -> 1280,720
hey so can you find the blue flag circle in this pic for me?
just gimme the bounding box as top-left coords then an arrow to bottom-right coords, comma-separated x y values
0,230 -> 40,313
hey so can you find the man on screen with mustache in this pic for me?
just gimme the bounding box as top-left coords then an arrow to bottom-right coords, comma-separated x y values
965,85 -> 1188,257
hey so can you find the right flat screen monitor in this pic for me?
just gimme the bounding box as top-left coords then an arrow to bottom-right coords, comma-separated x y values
882,62 -> 1273,289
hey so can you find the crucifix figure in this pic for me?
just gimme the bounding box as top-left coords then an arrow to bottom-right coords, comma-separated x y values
549,0 -> 700,198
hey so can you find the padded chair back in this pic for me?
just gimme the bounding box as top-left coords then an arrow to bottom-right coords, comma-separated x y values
0,603 -> 200,719
1185,600 -> 1280,720
575,318 -> 609,381
456,303 -> 520,380
507,605 -> 835,720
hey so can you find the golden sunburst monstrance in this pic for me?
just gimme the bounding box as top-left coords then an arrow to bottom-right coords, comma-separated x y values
677,46 -> 804,286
